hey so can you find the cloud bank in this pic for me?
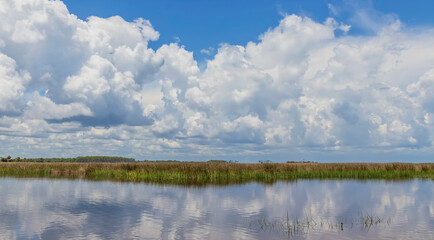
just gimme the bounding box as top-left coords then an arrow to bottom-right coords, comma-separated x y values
0,0 -> 433,161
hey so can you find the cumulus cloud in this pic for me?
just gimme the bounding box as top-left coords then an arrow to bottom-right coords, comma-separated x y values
0,53 -> 30,114
0,0 -> 433,160
23,93 -> 93,120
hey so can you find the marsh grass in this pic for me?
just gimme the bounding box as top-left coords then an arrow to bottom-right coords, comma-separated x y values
0,162 -> 432,185
248,212 -> 392,238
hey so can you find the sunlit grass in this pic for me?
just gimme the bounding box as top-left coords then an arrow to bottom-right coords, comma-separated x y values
0,162 -> 432,184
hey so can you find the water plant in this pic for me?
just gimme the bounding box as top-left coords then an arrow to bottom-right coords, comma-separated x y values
248,212 -> 392,238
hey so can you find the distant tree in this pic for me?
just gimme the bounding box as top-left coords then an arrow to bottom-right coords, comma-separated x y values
75,156 -> 135,163
207,160 -> 228,163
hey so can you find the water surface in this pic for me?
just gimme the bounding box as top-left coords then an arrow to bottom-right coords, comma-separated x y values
0,178 -> 432,239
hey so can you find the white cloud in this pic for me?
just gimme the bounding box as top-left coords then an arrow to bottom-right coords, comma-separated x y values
64,55 -> 113,101
0,0 -> 433,160
76,16 -> 159,52
23,92 -> 93,120
328,3 -> 339,16
0,53 -> 30,113
200,47 -> 215,56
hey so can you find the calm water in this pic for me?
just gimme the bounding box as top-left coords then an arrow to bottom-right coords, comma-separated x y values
0,178 -> 432,240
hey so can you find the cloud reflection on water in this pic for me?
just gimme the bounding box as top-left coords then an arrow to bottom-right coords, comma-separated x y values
0,178 -> 432,239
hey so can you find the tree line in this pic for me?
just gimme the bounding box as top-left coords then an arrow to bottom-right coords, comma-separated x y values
1,156 -> 135,163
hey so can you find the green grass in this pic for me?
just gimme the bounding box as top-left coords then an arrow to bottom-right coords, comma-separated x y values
0,162 -> 432,185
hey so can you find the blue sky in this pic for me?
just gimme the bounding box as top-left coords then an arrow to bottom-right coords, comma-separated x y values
62,0 -> 434,61
0,0 -> 434,162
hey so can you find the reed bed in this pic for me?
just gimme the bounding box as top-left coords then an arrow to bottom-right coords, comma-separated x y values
0,162 -> 432,185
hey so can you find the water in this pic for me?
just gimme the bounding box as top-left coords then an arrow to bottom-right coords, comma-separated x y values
0,178 -> 432,240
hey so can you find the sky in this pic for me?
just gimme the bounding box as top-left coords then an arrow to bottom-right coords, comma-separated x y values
0,0 -> 433,162
61,0 -> 434,63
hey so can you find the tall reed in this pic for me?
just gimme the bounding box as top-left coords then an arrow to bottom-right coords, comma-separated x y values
0,162 -> 432,185
248,212 -> 392,237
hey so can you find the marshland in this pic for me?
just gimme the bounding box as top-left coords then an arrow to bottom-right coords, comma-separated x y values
0,161 -> 433,184
1,158 -> 433,239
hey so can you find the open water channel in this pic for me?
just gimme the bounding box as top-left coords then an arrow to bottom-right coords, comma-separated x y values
0,178 -> 432,239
